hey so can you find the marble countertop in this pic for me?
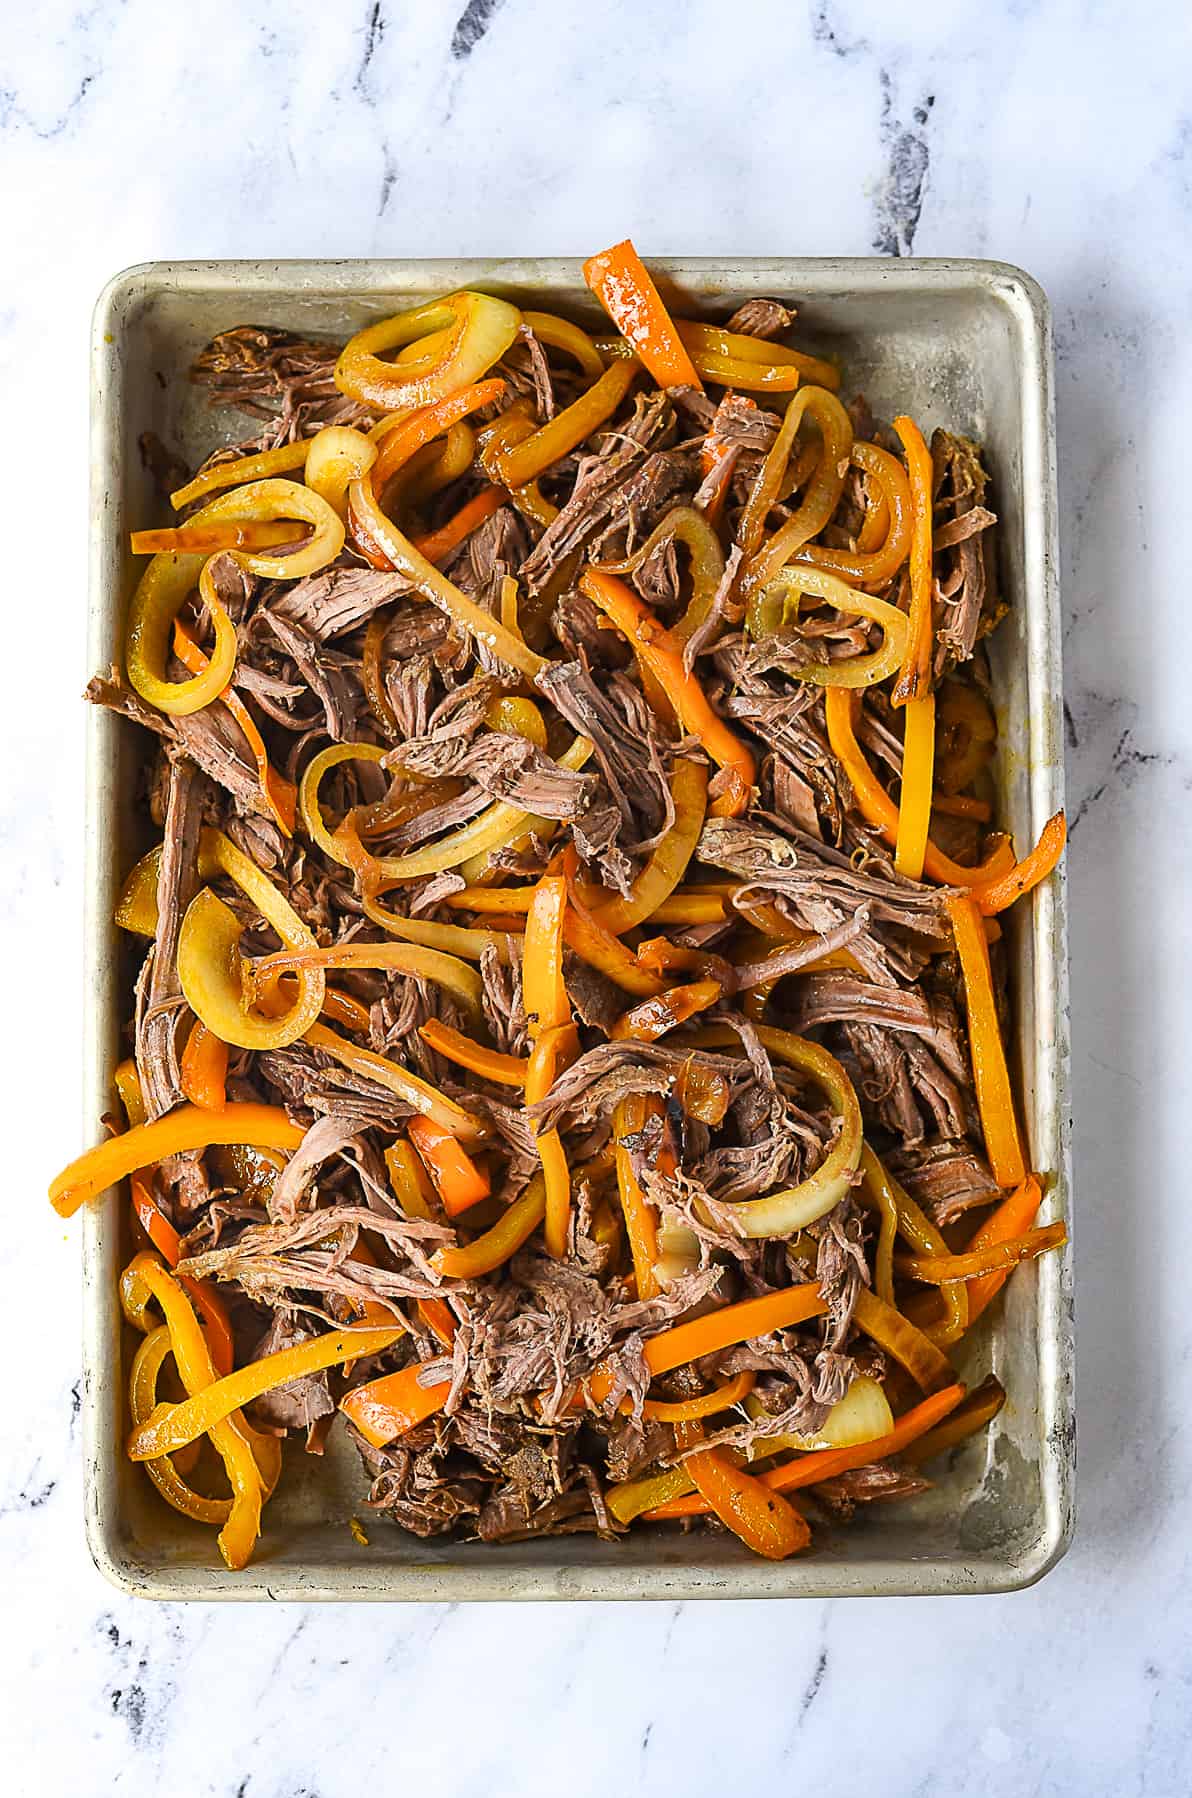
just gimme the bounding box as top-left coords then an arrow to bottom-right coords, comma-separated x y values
3,0 -> 1191,1792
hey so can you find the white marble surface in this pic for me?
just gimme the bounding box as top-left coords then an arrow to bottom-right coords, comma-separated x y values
2,0 -> 1190,1791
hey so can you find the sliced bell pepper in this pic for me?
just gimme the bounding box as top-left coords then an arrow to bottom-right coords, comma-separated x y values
672,1418 -> 810,1560
334,291 -> 521,411
432,1172 -> 547,1281
50,1104 -> 304,1218
418,1019 -> 529,1087
890,414 -> 935,705
407,1115 -> 491,1217
947,893 -> 1027,1188
582,240 -> 702,389
170,440 -> 312,511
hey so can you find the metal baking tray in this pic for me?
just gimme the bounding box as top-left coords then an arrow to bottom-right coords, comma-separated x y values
84,258 -> 1074,1600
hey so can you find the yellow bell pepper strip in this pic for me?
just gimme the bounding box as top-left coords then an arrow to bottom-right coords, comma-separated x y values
756,568 -> 910,688
383,1138 -> 436,1220
172,620 -> 296,833
50,1104 -> 304,1218
588,757 -> 709,935
895,693 -> 936,881
946,893 -> 1027,1187
418,1018 -> 529,1087
739,388 -> 855,599
645,1383 -> 966,1519
131,519 -> 306,556
584,1283 -> 828,1410
127,481 -> 344,715
170,440 -> 312,511
334,291 -> 521,411
857,1145 -> 968,1346
969,811 -> 1067,915
131,1328 -> 233,1527
303,1020 -> 488,1143
897,1219 -> 1067,1286
851,1287 -> 955,1394
579,570 -> 755,816
433,1171 -> 547,1281
361,883 -> 516,964
129,1179 -> 235,1376
115,1056 -> 147,1126
605,506 -> 729,650
900,1374 -> 1006,1466
961,1174 -> 1046,1323
407,1114 -> 491,1218
673,319 -> 840,392
129,1320 -> 405,1461
582,239 -> 703,390
296,741 -> 390,863
521,310 -> 606,379
638,1370 -> 756,1423
251,940 -> 483,1030
127,551 -> 238,718
792,441 -> 912,584
179,1019 -> 228,1110
178,877 -> 324,1053
369,377 -> 506,498
611,979 -> 722,1043
414,487 -> 507,565
348,474 -> 544,681
339,1361 -> 454,1449
488,357 -> 641,488
823,688 -> 1016,887
125,1255 -> 271,1569
612,1096 -> 663,1301
445,884 -> 725,928
672,1417 -> 810,1559
859,1148 -> 898,1307
606,1462 -> 696,1525
690,1024 -> 862,1239
890,414 -> 935,706
303,425 -> 378,519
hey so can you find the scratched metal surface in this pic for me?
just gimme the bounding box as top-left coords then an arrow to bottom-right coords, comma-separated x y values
83,259 -> 1073,1600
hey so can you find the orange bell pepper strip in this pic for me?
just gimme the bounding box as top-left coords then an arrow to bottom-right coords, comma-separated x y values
340,1362 -> 454,1449
900,1373 -> 1006,1465
411,485 -> 506,564
585,1284 -> 827,1408
646,1383 -> 966,1519
890,414 -> 935,707
962,1174 -> 1046,1323
896,1219 -> 1066,1285
895,694 -> 936,882
579,570 -> 755,815
613,1096 -> 662,1301
582,239 -> 703,390
369,377 -> 506,497
823,688 -> 1015,887
526,1024 -> 576,1259
179,1019 -> 229,1110
969,811 -> 1067,915
416,1298 -> 458,1349
673,1418 -> 810,1559
418,1018 -> 529,1087
407,1115 -> 491,1218
523,875 -> 571,1036
432,1172 -> 547,1280
172,620 -> 298,835
129,1318 -> 404,1460
946,894 -> 1027,1188
50,1103 -> 304,1218
611,978 -> 722,1042
130,520 -> 305,556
